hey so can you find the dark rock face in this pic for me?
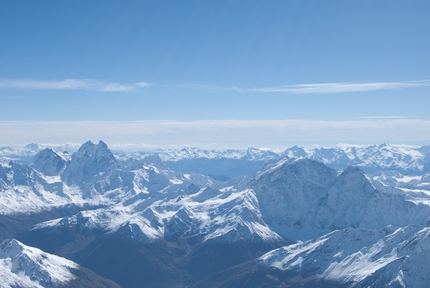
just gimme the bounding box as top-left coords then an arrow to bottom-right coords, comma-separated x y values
64,267 -> 123,288
33,148 -> 66,176
0,161 -> 33,187
194,261 -> 351,288
0,204 -> 101,242
62,141 -> 118,185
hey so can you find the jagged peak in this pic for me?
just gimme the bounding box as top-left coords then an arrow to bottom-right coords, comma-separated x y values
142,154 -> 165,166
0,238 -> 23,254
33,147 -> 63,161
184,183 -> 200,195
36,147 -> 55,154
73,140 -> 115,159
336,166 -> 374,187
32,148 -> 67,176
24,143 -> 40,151
257,157 -> 333,179
62,140 -> 117,184
342,165 -> 365,175
79,140 -> 108,151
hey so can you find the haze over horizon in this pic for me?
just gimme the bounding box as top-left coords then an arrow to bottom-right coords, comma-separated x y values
1,1 -> 429,148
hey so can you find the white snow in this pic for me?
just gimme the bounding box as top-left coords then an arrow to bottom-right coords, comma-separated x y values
2,141 -> 430,286
0,239 -> 77,288
259,225 -> 430,286
394,175 -> 422,183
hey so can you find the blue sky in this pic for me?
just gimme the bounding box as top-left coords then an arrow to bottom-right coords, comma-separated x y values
1,1 -> 430,149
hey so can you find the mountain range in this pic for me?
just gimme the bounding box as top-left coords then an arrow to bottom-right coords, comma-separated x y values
1,141 -> 430,287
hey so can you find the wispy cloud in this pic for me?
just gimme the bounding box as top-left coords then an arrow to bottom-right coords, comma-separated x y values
184,80 -> 430,94
1,119 -> 429,149
250,80 -> 430,94
179,83 -> 242,92
0,79 -> 149,92
2,78 -> 428,94
358,116 -> 407,120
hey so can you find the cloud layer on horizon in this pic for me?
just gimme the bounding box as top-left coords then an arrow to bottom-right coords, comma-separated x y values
1,119 -> 429,149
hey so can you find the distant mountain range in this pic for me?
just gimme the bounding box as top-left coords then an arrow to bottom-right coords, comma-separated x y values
1,141 -> 430,287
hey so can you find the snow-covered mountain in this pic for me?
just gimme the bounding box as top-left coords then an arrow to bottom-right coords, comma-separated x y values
3,142 -> 430,182
278,144 -> 430,200
0,140 -> 218,215
149,143 -> 430,186
0,143 -> 77,164
146,147 -> 279,162
116,147 -> 282,180
199,224 -> 430,287
21,174 -> 285,286
3,142 -> 430,175
32,148 -> 67,176
25,184 -> 285,250
257,224 -> 430,287
2,140 -> 430,287
283,143 -> 430,176
252,158 -> 430,240
2,141 -> 279,286
0,238 -> 120,288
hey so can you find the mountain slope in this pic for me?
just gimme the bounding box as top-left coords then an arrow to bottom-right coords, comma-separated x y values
252,158 -> 430,240
3,141 -> 430,287
21,183 -> 286,287
0,238 -> 120,288
198,224 -> 430,287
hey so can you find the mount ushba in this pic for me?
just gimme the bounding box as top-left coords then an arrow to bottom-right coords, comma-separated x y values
1,141 -> 430,287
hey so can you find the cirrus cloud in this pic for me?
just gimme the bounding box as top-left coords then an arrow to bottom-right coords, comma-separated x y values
0,79 -> 149,92
183,80 -> 430,94
251,80 -> 430,94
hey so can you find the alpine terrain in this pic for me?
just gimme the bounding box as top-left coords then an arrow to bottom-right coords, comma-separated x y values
1,141 -> 430,287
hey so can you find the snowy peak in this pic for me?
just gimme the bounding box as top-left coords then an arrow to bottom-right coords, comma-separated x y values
3,140 -> 430,287
281,145 -> 308,158
253,158 -> 338,203
257,225 -> 430,287
156,147 -> 280,162
241,148 -> 280,161
256,158 -> 336,182
0,161 -> 33,187
24,143 -> 41,151
0,238 -> 24,254
252,158 -> 338,233
252,157 -> 430,238
0,238 -> 78,287
0,238 -> 121,288
76,140 -> 112,158
62,140 -> 118,184
315,144 -> 429,174
118,154 -> 167,171
327,166 -> 376,206
32,148 -> 66,176
183,183 -> 201,195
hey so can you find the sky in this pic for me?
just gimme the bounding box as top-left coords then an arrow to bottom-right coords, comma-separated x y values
1,1 -> 430,149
